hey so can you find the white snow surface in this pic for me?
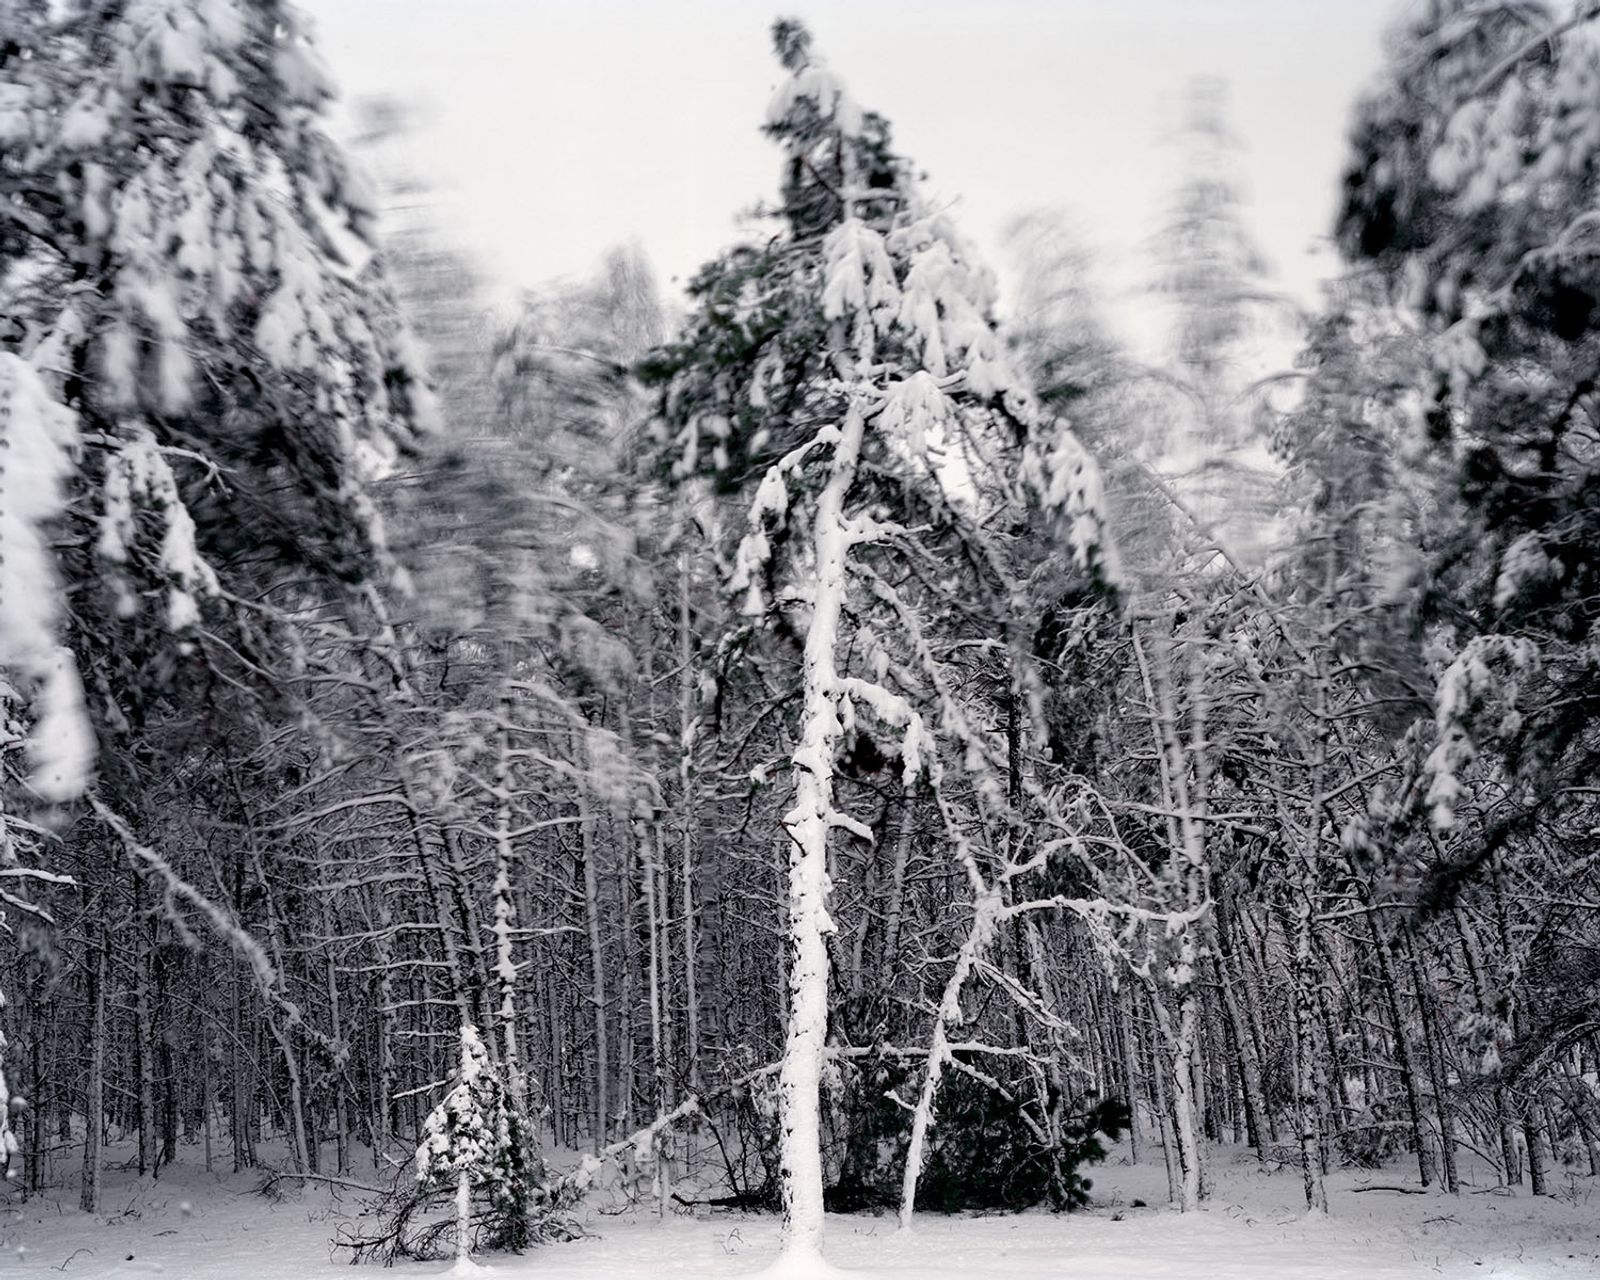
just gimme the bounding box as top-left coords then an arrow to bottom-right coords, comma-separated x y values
5,1142 -> 1596,1279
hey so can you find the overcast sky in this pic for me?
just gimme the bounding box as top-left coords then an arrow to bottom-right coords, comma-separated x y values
309,0 -> 1404,350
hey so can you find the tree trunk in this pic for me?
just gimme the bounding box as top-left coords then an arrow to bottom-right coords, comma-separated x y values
455,1167 -> 472,1264
1367,910 -> 1434,1188
1119,991 -> 1142,1163
320,896 -> 351,1176
775,393 -> 867,1261
879,800 -> 914,992
678,549 -> 702,1095
899,886 -> 1001,1230
1211,902 -> 1267,1162
1291,893 -> 1327,1213
79,926 -> 106,1214
579,785 -> 609,1150
1406,931 -> 1458,1194
1145,988 -> 1180,1205
1525,1094 -> 1550,1196
133,878 -> 158,1178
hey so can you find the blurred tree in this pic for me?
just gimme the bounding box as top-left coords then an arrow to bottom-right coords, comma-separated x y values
1146,78 -> 1295,567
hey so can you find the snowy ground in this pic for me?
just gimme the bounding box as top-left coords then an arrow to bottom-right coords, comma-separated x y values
5,1144 -> 1597,1279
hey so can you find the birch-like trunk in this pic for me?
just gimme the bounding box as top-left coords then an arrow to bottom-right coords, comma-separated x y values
1145,627 -> 1208,1212
455,1167 -> 472,1265
775,398 -> 866,1261
898,886 -> 1000,1230
492,714 -> 526,1113
1168,987 -> 1203,1212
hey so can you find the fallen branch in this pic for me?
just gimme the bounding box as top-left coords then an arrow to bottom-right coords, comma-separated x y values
260,1169 -> 389,1196
551,1060 -> 787,1205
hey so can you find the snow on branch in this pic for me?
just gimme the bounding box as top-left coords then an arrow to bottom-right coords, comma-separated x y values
0,354 -> 94,802
88,795 -> 341,1058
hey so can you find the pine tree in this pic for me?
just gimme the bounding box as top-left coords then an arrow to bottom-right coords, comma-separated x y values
0,1 -> 440,1192
646,19 -> 1113,1262
1337,0 -> 1600,887
0,0 -> 436,805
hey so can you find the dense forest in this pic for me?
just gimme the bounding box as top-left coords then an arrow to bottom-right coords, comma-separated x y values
1,2 -> 1598,1277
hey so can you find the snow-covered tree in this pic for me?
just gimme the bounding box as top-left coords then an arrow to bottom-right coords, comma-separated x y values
1336,0 -> 1600,848
0,0 -> 437,1155
0,353 -> 92,1143
647,19 -> 1113,1261
415,1022 -> 541,1265
1329,0 -> 1600,1195
0,0 -> 435,801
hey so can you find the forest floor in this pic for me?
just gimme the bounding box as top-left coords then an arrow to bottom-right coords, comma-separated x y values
4,1140 -> 1597,1279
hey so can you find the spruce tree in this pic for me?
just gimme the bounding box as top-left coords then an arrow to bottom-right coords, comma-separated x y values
415,1022 -> 541,1267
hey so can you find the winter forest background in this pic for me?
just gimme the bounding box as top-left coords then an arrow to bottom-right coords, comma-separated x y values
1,2 -> 1599,1278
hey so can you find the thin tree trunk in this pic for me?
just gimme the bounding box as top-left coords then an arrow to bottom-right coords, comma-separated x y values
1212,899 -> 1267,1162
79,925 -> 106,1214
678,549 -> 702,1095
879,800 -> 914,990
1525,1094 -> 1551,1196
1367,910 -> 1434,1188
321,896 -> 351,1176
372,889 -> 399,1162
579,784 -> 609,1150
201,1017 -> 214,1173
1451,907 -> 1520,1185
1119,991 -> 1142,1163
1145,988 -> 1180,1205
133,878 -> 158,1178
1406,931 -> 1458,1194
1291,891 -> 1327,1213
899,886 -> 1001,1230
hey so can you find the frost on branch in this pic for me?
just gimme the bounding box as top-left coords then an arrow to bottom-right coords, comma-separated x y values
1492,532 -> 1563,612
1020,418 -> 1120,589
96,430 -> 222,631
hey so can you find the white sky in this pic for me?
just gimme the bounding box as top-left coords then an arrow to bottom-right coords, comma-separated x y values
309,0 -> 1404,353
